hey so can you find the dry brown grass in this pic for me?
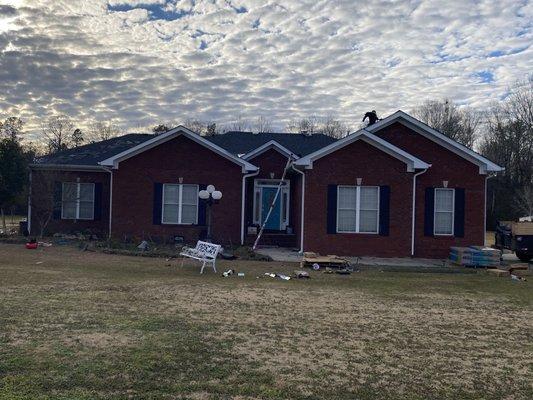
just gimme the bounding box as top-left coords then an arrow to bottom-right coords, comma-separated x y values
0,243 -> 532,399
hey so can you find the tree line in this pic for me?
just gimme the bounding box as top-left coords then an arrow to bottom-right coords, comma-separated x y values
0,78 -> 531,234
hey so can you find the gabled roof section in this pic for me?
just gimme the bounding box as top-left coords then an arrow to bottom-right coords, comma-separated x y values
294,130 -> 431,172
366,110 -> 504,173
206,131 -> 337,157
35,134 -> 153,167
98,126 -> 258,172
242,140 -> 299,160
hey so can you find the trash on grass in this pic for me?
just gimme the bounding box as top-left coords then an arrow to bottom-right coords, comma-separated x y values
312,263 -> 320,270
238,272 -> 245,277
137,240 -> 149,251
222,269 -> 235,277
294,270 -> 310,279
511,274 -> 527,282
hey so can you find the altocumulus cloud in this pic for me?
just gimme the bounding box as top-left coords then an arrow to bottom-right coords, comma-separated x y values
0,0 -> 531,138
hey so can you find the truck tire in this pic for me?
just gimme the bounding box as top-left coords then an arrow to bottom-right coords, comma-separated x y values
516,252 -> 532,262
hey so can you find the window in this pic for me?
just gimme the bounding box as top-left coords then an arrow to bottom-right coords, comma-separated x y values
162,184 -> 198,224
337,186 -> 379,233
61,182 -> 95,220
434,188 -> 454,235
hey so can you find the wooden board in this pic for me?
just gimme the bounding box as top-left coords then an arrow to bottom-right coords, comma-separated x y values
512,222 -> 533,235
300,255 -> 349,269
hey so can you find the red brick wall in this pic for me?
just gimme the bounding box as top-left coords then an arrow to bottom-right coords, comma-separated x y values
374,122 -> 485,258
303,140 -> 414,257
30,169 -> 110,237
111,135 -> 243,245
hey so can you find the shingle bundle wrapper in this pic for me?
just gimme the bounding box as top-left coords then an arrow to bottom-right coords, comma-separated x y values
449,246 -> 500,267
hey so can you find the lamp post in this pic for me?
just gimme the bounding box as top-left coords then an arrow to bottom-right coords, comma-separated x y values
198,184 -> 222,242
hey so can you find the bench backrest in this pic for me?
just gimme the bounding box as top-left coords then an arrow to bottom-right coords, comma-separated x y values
194,241 -> 221,259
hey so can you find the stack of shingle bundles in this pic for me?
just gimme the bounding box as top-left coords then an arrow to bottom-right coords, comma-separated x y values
449,246 -> 500,267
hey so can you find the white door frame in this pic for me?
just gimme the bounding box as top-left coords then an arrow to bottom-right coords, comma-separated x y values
253,179 -> 290,230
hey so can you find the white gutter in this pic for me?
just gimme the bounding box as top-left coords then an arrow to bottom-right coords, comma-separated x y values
484,174 -> 496,246
291,164 -> 305,254
411,168 -> 429,256
241,169 -> 260,245
27,169 -> 32,235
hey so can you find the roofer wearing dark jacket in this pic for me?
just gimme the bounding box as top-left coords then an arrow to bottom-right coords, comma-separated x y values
363,110 -> 379,126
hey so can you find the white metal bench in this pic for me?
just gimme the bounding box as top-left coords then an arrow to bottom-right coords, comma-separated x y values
179,241 -> 221,274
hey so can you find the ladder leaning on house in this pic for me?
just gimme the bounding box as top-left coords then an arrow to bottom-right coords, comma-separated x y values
252,154 -> 294,250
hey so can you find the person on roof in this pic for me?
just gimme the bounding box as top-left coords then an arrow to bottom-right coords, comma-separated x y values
362,110 -> 379,126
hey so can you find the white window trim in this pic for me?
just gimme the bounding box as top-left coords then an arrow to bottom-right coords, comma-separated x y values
61,182 -> 95,220
161,184 -> 199,225
433,188 -> 455,236
336,185 -> 380,234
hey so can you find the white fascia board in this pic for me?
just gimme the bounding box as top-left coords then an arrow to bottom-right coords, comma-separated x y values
366,111 -> 504,173
242,140 -> 299,161
294,130 -> 430,172
98,126 -> 258,173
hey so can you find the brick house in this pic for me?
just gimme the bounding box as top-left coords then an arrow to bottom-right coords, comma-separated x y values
29,111 -> 503,258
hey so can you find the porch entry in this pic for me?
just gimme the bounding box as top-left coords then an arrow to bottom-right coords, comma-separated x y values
253,179 -> 290,231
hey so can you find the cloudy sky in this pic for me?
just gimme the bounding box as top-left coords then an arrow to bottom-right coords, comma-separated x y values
0,0 -> 531,138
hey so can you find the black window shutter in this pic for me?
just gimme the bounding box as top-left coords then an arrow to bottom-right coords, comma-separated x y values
379,186 -> 390,236
424,187 -> 434,236
53,181 -> 62,220
197,184 -> 207,225
153,183 -> 163,225
327,185 -> 338,234
454,188 -> 465,237
93,183 -> 103,220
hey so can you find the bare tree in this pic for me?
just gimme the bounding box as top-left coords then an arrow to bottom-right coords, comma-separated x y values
153,124 -> 170,135
87,121 -> 121,142
413,99 -> 480,148
41,115 -> 74,153
481,77 -> 533,225
322,115 -> 349,138
0,117 -> 24,141
254,116 -> 273,133
227,115 -> 250,132
30,170 -> 62,238
286,116 -> 319,134
286,115 -> 348,137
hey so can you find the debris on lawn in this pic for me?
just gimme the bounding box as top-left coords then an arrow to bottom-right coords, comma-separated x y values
35,261 -> 43,265
137,240 -> 149,251
312,263 -> 320,270
300,252 -> 350,269
222,269 -> 235,277
294,270 -> 310,279
25,239 -> 38,250
237,272 -> 245,277
262,272 -> 291,281
511,274 -> 527,282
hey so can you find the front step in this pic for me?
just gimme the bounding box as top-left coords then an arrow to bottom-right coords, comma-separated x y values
246,233 -> 297,248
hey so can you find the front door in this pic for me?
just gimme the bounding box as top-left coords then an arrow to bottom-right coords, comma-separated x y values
261,187 -> 282,230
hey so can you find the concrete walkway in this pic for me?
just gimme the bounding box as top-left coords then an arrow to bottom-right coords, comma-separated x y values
255,247 -> 447,267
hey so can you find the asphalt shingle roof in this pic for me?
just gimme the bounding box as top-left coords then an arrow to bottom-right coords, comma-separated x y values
36,131 -> 337,166
36,134 -> 153,166
206,131 -> 337,157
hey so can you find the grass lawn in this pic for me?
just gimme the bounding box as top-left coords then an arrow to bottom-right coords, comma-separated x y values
0,243 -> 532,399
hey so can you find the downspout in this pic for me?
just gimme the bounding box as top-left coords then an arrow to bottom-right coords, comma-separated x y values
241,169 -> 260,245
484,173 -> 495,246
27,169 -> 32,235
102,167 -> 113,240
411,168 -> 428,256
291,164 -> 305,254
